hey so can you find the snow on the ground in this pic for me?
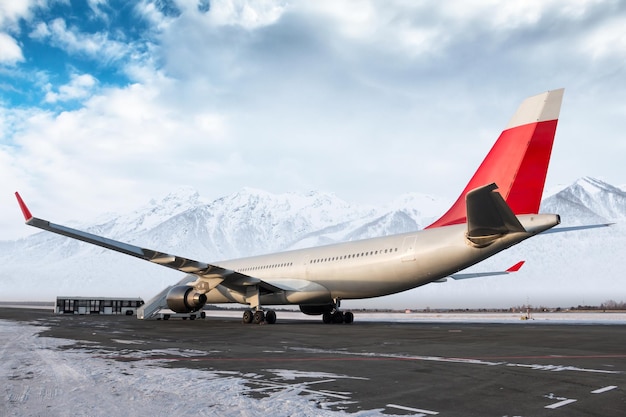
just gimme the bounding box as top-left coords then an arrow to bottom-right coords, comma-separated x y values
0,320 -> 389,417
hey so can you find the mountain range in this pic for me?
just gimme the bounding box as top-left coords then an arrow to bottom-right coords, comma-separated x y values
1,177 -> 624,309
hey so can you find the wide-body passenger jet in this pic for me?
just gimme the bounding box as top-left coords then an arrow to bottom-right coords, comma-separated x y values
17,89 -> 566,324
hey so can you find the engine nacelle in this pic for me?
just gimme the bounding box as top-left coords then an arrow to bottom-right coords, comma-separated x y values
299,304 -> 333,316
166,285 -> 207,313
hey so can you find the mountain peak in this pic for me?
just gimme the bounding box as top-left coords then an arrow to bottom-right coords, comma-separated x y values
573,177 -> 620,195
542,176 -> 626,222
157,186 -> 201,204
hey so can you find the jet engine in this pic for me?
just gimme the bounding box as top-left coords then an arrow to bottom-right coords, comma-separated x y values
166,285 -> 207,313
299,304 -> 333,316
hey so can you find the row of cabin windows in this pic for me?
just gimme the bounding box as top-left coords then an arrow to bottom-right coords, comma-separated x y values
235,247 -> 400,273
238,262 -> 293,273
310,247 -> 399,264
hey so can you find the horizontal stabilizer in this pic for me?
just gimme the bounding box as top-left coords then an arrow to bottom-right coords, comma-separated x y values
466,183 -> 525,245
449,261 -> 525,280
541,223 -> 613,234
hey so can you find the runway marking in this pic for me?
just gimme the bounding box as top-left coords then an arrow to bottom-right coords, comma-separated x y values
246,377 -> 353,400
591,385 -> 618,394
387,403 -> 439,415
545,399 -> 577,409
544,393 -> 577,410
506,363 -> 618,374
242,369 -> 367,403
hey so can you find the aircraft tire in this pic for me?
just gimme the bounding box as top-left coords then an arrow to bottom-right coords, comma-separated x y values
322,312 -> 332,324
242,310 -> 253,324
344,311 -> 354,324
332,311 -> 344,324
253,310 -> 265,324
266,310 -> 277,324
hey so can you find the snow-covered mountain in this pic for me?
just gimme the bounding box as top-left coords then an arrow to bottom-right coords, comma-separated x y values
1,178 -> 623,308
541,177 -> 626,224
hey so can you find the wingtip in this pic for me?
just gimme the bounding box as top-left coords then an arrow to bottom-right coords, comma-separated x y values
15,192 -> 33,222
506,261 -> 525,273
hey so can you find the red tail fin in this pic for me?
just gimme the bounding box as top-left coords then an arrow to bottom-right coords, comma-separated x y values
427,88 -> 564,229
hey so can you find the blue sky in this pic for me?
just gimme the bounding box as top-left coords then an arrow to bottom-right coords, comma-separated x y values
2,0 -> 626,239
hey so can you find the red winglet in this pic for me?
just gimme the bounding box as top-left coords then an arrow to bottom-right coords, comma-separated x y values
15,192 -> 33,221
506,261 -> 525,273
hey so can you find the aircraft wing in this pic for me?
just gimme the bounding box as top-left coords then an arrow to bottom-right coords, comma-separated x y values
433,261 -> 525,282
14,192 -> 283,295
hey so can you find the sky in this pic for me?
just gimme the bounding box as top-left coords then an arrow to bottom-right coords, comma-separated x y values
2,0 -> 626,240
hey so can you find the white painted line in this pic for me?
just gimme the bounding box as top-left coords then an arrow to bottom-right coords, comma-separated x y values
591,385 -> 618,394
545,399 -> 577,409
246,379 -> 352,400
387,403 -> 439,415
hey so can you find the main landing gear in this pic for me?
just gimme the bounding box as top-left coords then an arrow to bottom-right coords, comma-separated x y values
322,310 -> 354,324
242,309 -> 277,325
322,298 -> 354,324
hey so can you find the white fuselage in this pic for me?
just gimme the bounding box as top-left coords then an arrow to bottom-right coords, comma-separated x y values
206,214 -> 559,306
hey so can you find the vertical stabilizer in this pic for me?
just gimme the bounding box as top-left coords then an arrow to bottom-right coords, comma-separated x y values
427,88 -> 564,229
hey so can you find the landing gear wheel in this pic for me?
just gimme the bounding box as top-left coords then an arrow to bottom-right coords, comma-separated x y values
242,309 -> 253,324
265,310 -> 277,324
322,312 -> 332,324
332,311 -> 345,324
253,310 -> 265,324
344,311 -> 354,324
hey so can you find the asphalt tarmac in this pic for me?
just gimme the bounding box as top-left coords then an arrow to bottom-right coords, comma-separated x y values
2,307 -> 624,416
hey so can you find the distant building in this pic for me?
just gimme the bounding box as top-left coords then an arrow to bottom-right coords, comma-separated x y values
55,296 -> 144,315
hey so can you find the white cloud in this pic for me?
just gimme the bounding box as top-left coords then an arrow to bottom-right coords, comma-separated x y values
1,75 -> 231,235
86,0 -> 109,20
203,0 -> 287,28
0,0 -> 42,29
29,17 -> 129,62
134,0 -> 176,31
580,15 -> 626,60
44,73 -> 98,103
0,32 -> 24,65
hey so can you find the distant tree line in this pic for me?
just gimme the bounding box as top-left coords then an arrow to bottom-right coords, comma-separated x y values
574,300 -> 626,311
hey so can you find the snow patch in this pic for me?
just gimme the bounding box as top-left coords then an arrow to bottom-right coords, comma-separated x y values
0,320 -> 396,416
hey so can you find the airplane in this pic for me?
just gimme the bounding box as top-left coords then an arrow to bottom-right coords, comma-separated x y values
17,88 -> 566,325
